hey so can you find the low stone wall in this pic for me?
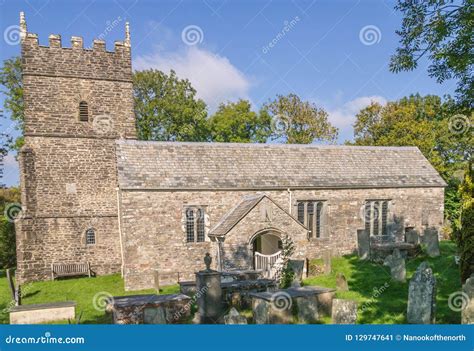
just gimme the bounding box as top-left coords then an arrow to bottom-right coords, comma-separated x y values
107,294 -> 191,324
10,301 -> 76,324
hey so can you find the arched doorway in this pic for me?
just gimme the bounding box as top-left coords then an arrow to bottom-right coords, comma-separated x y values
250,229 -> 283,277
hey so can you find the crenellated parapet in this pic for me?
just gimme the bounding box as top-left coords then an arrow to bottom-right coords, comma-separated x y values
20,12 -> 132,82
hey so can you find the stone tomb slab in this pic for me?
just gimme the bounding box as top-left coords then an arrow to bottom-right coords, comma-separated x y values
250,286 -> 335,324
10,301 -> 76,324
107,293 -> 191,324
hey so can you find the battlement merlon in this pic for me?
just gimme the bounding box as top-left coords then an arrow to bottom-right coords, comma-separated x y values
20,12 -> 132,82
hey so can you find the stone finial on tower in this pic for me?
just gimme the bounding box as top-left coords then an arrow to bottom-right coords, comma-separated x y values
124,22 -> 131,47
19,11 -> 27,41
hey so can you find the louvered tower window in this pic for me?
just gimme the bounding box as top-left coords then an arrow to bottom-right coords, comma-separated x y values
79,101 -> 89,122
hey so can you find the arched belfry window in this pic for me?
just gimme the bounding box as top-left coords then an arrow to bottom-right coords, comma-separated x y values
86,228 -> 96,245
79,101 -> 89,122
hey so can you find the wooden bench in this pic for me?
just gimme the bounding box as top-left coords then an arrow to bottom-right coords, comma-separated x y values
51,262 -> 91,280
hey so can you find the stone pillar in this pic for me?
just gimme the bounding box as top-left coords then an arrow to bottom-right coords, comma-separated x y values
195,270 -> 222,323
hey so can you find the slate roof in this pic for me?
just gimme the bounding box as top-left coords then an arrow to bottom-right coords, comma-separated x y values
115,140 -> 447,190
208,194 -> 306,236
209,194 -> 263,236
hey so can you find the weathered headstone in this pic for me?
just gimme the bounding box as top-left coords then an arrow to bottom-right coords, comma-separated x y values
423,228 -> 440,257
407,262 -> 436,324
224,307 -> 247,324
331,299 -> 358,324
336,273 -> 349,291
6,269 -> 20,306
195,253 -> 223,324
357,229 -> 370,259
461,274 -> 474,324
405,229 -> 420,245
288,260 -> 305,287
323,251 -> 332,275
383,249 -> 406,282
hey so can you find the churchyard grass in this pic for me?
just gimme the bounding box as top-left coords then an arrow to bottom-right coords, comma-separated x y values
0,241 -> 460,324
0,272 -> 179,324
303,240 -> 460,324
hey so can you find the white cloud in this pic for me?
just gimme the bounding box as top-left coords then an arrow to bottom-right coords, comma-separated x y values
134,47 -> 251,111
326,95 -> 387,142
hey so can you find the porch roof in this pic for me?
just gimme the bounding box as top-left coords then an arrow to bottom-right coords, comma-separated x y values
115,141 -> 447,190
208,194 -> 306,237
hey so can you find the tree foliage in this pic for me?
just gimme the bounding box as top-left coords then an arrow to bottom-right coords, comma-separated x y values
453,162 -> 473,282
0,187 -> 20,269
0,57 -> 23,150
264,94 -> 338,144
390,0 -> 474,107
208,100 -> 272,143
133,69 -> 210,142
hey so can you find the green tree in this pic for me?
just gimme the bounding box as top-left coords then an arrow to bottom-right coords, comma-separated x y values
453,162 -> 473,283
0,57 -> 23,150
264,93 -> 338,144
0,188 -> 20,269
390,0 -> 474,107
133,69 -> 210,141
352,94 -> 472,222
208,100 -> 272,143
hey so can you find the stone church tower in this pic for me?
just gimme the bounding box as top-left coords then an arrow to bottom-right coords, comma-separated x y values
15,12 -> 136,282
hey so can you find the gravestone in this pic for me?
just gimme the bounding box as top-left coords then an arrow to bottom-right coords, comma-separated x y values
357,229 -> 370,259
224,307 -> 247,324
331,299 -> 358,324
383,249 -> 406,282
405,229 -> 420,245
461,274 -> 474,324
288,260 -> 305,287
323,251 -> 332,275
336,273 -> 349,291
407,262 -> 436,324
423,228 -> 440,257
195,253 -> 223,324
6,269 -> 20,306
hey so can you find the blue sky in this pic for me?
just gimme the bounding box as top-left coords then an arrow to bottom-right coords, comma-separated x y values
0,0 -> 456,186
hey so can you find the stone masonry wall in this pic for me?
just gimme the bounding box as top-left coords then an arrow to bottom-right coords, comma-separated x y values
120,186 -> 444,290
15,31 -> 135,283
